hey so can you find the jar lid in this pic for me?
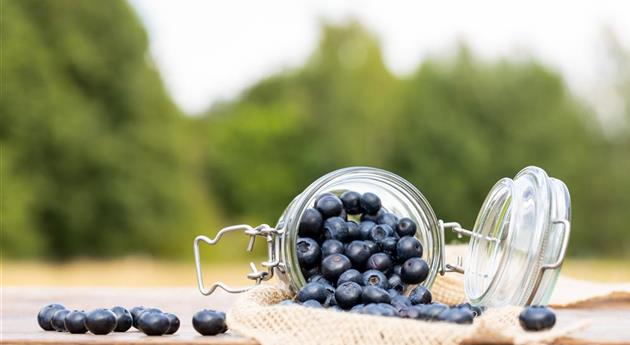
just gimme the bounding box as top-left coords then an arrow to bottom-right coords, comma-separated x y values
464,166 -> 571,307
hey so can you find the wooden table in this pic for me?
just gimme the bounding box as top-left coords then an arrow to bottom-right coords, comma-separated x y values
2,287 -> 629,344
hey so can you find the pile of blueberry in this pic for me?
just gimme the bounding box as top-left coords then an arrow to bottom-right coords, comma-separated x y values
289,190 -> 478,323
37,304 -> 228,336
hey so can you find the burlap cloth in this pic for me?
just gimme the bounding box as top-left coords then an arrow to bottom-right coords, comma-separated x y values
227,246 -> 630,345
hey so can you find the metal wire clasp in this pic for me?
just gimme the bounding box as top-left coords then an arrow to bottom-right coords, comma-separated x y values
438,220 -> 501,275
193,224 -> 283,295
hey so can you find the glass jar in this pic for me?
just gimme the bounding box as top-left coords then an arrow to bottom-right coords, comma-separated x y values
194,166 -> 570,307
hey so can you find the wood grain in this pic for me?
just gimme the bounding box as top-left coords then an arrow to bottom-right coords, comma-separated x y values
2,287 -> 629,344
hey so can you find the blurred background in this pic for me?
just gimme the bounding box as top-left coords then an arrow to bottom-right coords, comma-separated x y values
2,0 -> 629,286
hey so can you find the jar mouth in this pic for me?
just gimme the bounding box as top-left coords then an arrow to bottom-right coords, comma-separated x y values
465,166 -> 570,307
280,166 -> 441,293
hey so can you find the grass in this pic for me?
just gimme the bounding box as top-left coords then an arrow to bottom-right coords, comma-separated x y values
1,257 -> 628,286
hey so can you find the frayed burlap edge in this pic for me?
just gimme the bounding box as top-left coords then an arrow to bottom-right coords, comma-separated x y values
227,285 -> 588,345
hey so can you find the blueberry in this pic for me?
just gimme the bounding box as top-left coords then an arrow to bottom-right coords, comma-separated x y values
337,269 -> 363,286
111,306 -> 132,332
366,253 -> 393,273
297,282 -> 329,303
392,264 -> 402,277
321,254 -> 352,281
321,239 -> 344,257
164,313 -> 180,335
390,294 -> 412,311
339,191 -> 362,214
409,285 -> 432,305
361,208 -> 385,223
335,282 -> 363,309
85,308 -> 117,335
456,302 -> 484,317
377,212 -> 398,230
301,300 -> 323,308
323,217 -> 350,242
298,208 -> 323,238
346,221 -> 360,240
364,240 -> 379,256
387,274 -> 404,293
396,218 -> 417,237
315,192 -> 335,204
321,283 -> 337,306
396,236 -> 423,262
387,288 -> 401,298
129,306 -> 145,329
400,306 -> 424,319
438,307 -> 474,324
297,237 -> 321,268
302,265 -> 320,280
421,304 -> 448,320
362,270 -> 388,289
64,310 -> 87,334
379,237 -> 398,256
358,221 -> 376,240
400,257 -> 429,284
339,209 -> 348,221
362,303 -> 397,317
138,308 -> 163,321
138,311 -> 169,336
307,275 -> 330,285
278,300 -> 295,306
315,195 -> 343,218
360,192 -> 381,214
519,306 -> 556,331
37,304 -> 66,331
368,224 -> 393,242
361,286 -> 391,304
192,309 -> 227,336
51,309 -> 70,332
350,304 -> 365,314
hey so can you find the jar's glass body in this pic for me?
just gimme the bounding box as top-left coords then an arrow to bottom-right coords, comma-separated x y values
274,167 -> 441,294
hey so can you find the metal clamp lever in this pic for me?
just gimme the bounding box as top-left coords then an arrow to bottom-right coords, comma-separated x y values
193,224 -> 281,295
438,221 -> 500,275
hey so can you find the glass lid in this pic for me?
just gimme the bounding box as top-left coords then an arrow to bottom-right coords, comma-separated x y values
464,166 -> 571,307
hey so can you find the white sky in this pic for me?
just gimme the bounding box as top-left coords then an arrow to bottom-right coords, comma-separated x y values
129,0 -> 630,117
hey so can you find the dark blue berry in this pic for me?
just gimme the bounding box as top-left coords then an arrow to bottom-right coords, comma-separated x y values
350,304 -> 365,313
85,308 -> 117,335
358,221 -> 376,240
400,257 -> 429,284
37,304 -> 65,331
129,306 -> 145,329
321,254 -> 352,281
307,275 -> 330,285
364,240 -> 379,255
396,218 -> 417,237
344,241 -> 372,267
390,294 -> 412,311
64,311 -> 87,334
421,304 -> 448,320
519,306 -> 556,331
396,236 -> 423,262
361,208 -> 385,223
192,309 -> 227,336
302,265 -> 320,280
387,274 -> 404,293
362,303 -> 397,317
346,221 -> 360,240
296,237 -> 321,268
315,195 -> 343,218
392,264 -> 402,277
301,300 -> 323,308
323,217 -> 350,242
379,237 -> 398,256
377,212 -> 398,230
111,306 -> 132,332
368,224 -> 393,242
409,285 -> 432,304
360,192 -> 381,214
362,270 -> 388,289
400,306 -> 424,319
321,283 -> 337,307
51,309 -> 70,332
366,253 -> 393,273
279,300 -> 295,306
138,312 -> 170,336
438,308 -> 474,324
340,191 -> 362,214
337,269 -> 363,286
335,282 -> 363,309
361,286 -> 391,304
297,282 -> 329,303
456,302 -> 484,317
321,239 -> 344,257
298,208 -> 323,238
164,313 -> 180,335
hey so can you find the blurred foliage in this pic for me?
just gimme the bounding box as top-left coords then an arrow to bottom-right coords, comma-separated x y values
1,1 -> 629,260
199,23 -> 630,258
